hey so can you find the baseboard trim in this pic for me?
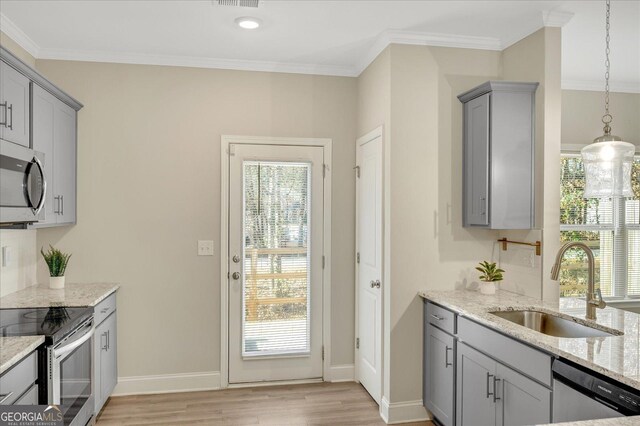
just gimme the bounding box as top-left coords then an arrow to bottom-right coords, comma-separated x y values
327,364 -> 355,382
380,397 -> 429,424
113,371 -> 221,396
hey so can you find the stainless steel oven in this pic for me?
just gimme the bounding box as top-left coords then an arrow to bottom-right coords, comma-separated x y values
47,316 -> 95,426
0,139 -> 46,224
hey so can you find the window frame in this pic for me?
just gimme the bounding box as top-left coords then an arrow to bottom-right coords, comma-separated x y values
560,151 -> 640,300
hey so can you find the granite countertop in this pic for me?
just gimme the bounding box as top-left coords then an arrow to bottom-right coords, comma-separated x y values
419,289 -> 640,390
0,336 -> 44,375
0,282 -> 119,309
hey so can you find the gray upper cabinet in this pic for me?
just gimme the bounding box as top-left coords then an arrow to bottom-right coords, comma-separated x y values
32,84 -> 77,226
458,81 -> 538,230
424,323 -> 455,426
0,61 -> 30,147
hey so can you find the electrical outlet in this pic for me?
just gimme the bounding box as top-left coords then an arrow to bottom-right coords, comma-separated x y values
198,240 -> 214,256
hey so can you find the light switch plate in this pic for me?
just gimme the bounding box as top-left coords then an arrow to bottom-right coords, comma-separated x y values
198,240 -> 214,256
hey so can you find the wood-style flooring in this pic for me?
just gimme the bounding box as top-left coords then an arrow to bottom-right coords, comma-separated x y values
96,381 -> 434,425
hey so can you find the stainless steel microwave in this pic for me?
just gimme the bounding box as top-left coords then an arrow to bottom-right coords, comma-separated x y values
0,140 -> 46,224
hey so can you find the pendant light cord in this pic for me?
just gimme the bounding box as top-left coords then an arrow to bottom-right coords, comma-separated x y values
603,0 -> 613,134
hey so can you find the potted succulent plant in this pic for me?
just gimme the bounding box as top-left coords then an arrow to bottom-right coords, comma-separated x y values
41,245 -> 72,289
475,261 -> 505,295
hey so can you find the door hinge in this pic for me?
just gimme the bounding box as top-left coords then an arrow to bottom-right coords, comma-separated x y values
356,338 -> 360,349
356,252 -> 360,264
322,346 -> 325,360
227,272 -> 230,279
323,164 -> 327,178
354,165 -> 360,178
322,255 -> 325,269
228,144 -> 236,156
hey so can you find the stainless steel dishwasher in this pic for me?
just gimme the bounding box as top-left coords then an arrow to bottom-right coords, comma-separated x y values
553,358 -> 640,422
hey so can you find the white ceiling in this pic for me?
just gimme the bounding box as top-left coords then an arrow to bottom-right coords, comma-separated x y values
1,1 -> 638,92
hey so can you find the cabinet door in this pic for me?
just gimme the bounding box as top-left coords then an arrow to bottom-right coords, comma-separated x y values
0,62 -> 30,147
463,93 -> 490,227
94,316 -> 106,411
32,85 -> 57,226
424,324 -> 455,426
100,312 -> 118,407
53,102 -> 76,224
496,363 -> 551,426
456,343 -> 496,426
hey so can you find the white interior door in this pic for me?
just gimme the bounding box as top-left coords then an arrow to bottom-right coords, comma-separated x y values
228,143 -> 324,384
356,132 -> 383,403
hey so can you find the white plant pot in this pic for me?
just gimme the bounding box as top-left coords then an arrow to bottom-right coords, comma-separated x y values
479,281 -> 497,295
49,276 -> 65,289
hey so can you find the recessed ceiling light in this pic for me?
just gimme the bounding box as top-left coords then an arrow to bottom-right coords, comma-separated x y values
235,17 -> 261,30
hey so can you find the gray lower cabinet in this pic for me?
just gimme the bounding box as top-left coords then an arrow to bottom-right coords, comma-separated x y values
94,295 -> 118,414
456,342 -> 551,426
32,84 -> 77,226
0,61 -> 30,147
424,324 -> 455,426
0,351 -> 38,405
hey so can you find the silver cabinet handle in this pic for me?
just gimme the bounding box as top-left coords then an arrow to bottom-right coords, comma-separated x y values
430,314 -> 444,321
0,392 -> 14,404
493,377 -> 501,403
0,101 -> 7,127
101,332 -> 108,351
486,373 -> 494,398
445,346 -> 453,367
60,195 -> 64,216
54,196 -> 61,214
7,103 -> 13,130
480,197 -> 486,216
101,307 -> 110,314
107,329 -> 110,350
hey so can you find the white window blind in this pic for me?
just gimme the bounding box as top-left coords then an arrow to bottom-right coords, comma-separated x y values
560,154 -> 640,298
242,161 -> 311,357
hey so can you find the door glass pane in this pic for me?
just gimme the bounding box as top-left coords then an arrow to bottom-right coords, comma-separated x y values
242,161 -> 311,357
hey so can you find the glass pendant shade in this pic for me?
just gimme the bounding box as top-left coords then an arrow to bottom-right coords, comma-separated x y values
581,138 -> 635,198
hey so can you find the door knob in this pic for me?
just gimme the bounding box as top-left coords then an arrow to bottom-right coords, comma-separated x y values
370,280 -> 381,289
232,272 -> 241,280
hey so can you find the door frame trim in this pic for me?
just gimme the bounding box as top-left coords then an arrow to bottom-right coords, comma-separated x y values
220,135 -> 332,388
354,126 -> 385,403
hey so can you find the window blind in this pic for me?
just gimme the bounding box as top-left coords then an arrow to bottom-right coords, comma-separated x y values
242,161 -> 311,357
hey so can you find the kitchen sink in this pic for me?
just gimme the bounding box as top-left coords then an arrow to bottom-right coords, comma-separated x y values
489,310 -> 622,338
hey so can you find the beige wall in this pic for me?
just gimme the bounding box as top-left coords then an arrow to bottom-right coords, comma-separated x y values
32,59 -> 358,378
501,28 -> 562,303
562,90 -> 640,148
0,32 -> 36,69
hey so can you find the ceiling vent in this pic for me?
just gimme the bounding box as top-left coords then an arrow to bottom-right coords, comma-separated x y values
216,0 -> 259,7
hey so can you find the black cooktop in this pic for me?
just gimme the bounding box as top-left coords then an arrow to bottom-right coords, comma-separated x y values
0,306 -> 93,344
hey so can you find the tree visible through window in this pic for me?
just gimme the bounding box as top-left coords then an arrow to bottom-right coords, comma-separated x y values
560,154 -> 640,298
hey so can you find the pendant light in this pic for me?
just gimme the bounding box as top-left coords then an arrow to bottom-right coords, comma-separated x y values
581,0 -> 636,198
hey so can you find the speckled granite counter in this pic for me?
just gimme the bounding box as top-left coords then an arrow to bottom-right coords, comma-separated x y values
419,289 -> 640,390
0,336 -> 44,375
0,282 -> 119,309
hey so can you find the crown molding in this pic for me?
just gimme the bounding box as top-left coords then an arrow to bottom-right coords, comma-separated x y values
542,10 -> 575,28
0,13 -> 40,57
36,48 -> 357,77
562,79 -> 640,94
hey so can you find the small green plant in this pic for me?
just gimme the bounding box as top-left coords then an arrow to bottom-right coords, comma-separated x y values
41,245 -> 72,277
476,261 -> 505,282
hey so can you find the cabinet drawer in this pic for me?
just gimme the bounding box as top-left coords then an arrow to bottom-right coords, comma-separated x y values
426,301 -> 456,334
458,317 -> 552,386
0,352 -> 37,405
14,384 -> 38,405
95,292 -> 117,325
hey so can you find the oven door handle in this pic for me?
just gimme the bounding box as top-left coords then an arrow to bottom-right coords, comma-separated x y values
54,326 -> 94,359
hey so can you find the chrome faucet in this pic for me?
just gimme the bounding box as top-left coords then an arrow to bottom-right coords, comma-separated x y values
550,241 -> 606,320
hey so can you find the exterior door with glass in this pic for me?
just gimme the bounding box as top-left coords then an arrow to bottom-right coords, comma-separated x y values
228,143 -> 324,383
